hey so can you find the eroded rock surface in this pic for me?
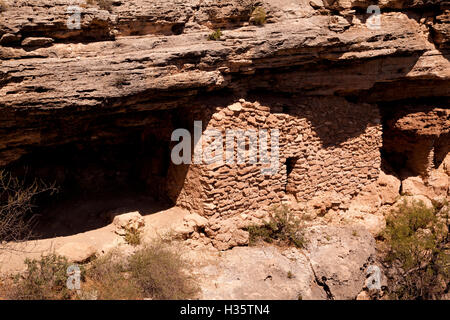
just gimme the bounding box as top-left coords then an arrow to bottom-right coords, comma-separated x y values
1,0 -> 448,163
197,225 -> 377,300
304,225 -> 376,300
0,0 -> 449,250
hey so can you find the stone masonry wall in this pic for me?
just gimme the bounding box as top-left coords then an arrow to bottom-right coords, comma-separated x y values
169,96 -> 382,249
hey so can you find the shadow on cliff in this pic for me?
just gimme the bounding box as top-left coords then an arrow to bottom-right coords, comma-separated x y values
6,111 -> 180,239
241,52 -> 428,146
246,90 -> 378,147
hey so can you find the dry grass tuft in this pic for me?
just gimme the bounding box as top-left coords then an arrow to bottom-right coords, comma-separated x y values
2,240 -> 198,300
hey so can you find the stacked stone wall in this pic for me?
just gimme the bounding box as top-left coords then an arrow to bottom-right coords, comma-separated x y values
168,96 -> 382,249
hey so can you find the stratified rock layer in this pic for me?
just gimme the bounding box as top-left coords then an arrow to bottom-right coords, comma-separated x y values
1,0 -> 449,249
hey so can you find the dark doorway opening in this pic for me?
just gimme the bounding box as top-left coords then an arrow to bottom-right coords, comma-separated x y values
285,157 -> 298,193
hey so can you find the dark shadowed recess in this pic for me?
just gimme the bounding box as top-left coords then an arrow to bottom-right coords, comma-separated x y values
5,109 -> 177,239
379,97 -> 450,179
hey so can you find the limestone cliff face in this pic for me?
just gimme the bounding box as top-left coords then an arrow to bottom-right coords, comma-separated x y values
0,1 -> 449,248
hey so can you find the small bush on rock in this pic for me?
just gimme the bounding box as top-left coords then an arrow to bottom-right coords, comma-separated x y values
248,204 -> 304,248
124,227 -> 142,246
250,6 -> 267,25
208,29 -> 222,41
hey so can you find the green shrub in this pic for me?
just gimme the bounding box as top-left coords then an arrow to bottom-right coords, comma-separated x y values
8,254 -> 76,300
208,29 -> 222,41
248,204 -> 304,248
383,200 -> 449,300
251,6 -> 266,25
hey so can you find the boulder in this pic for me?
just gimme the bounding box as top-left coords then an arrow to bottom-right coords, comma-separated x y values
184,213 -> 208,229
356,212 -> 386,236
427,170 -> 449,197
112,212 -> 145,236
309,0 -> 324,9
356,291 -> 370,300
307,191 -> 342,216
377,172 -> 401,205
199,224 -> 377,300
395,195 -> 434,210
174,213 -> 210,240
440,154 -> 450,176
305,225 -> 377,300
401,176 -> 436,199
348,184 -> 382,214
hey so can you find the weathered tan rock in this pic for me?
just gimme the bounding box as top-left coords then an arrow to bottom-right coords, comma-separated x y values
395,195 -> 434,210
21,37 -> 54,47
56,242 -> 97,263
309,0 -> 324,9
432,10 -> 450,48
441,154 -> 450,175
305,225 -> 377,300
401,176 -> 437,199
427,170 -> 449,197
0,2 -> 447,114
348,185 -> 382,214
377,172 -> 401,205
354,212 -> 386,236
112,212 -> 145,236
0,0 -> 448,250
307,191 -> 343,216
228,102 -> 243,112
356,291 -> 371,300
198,224 -> 377,300
184,213 -> 208,229
198,246 -> 325,300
